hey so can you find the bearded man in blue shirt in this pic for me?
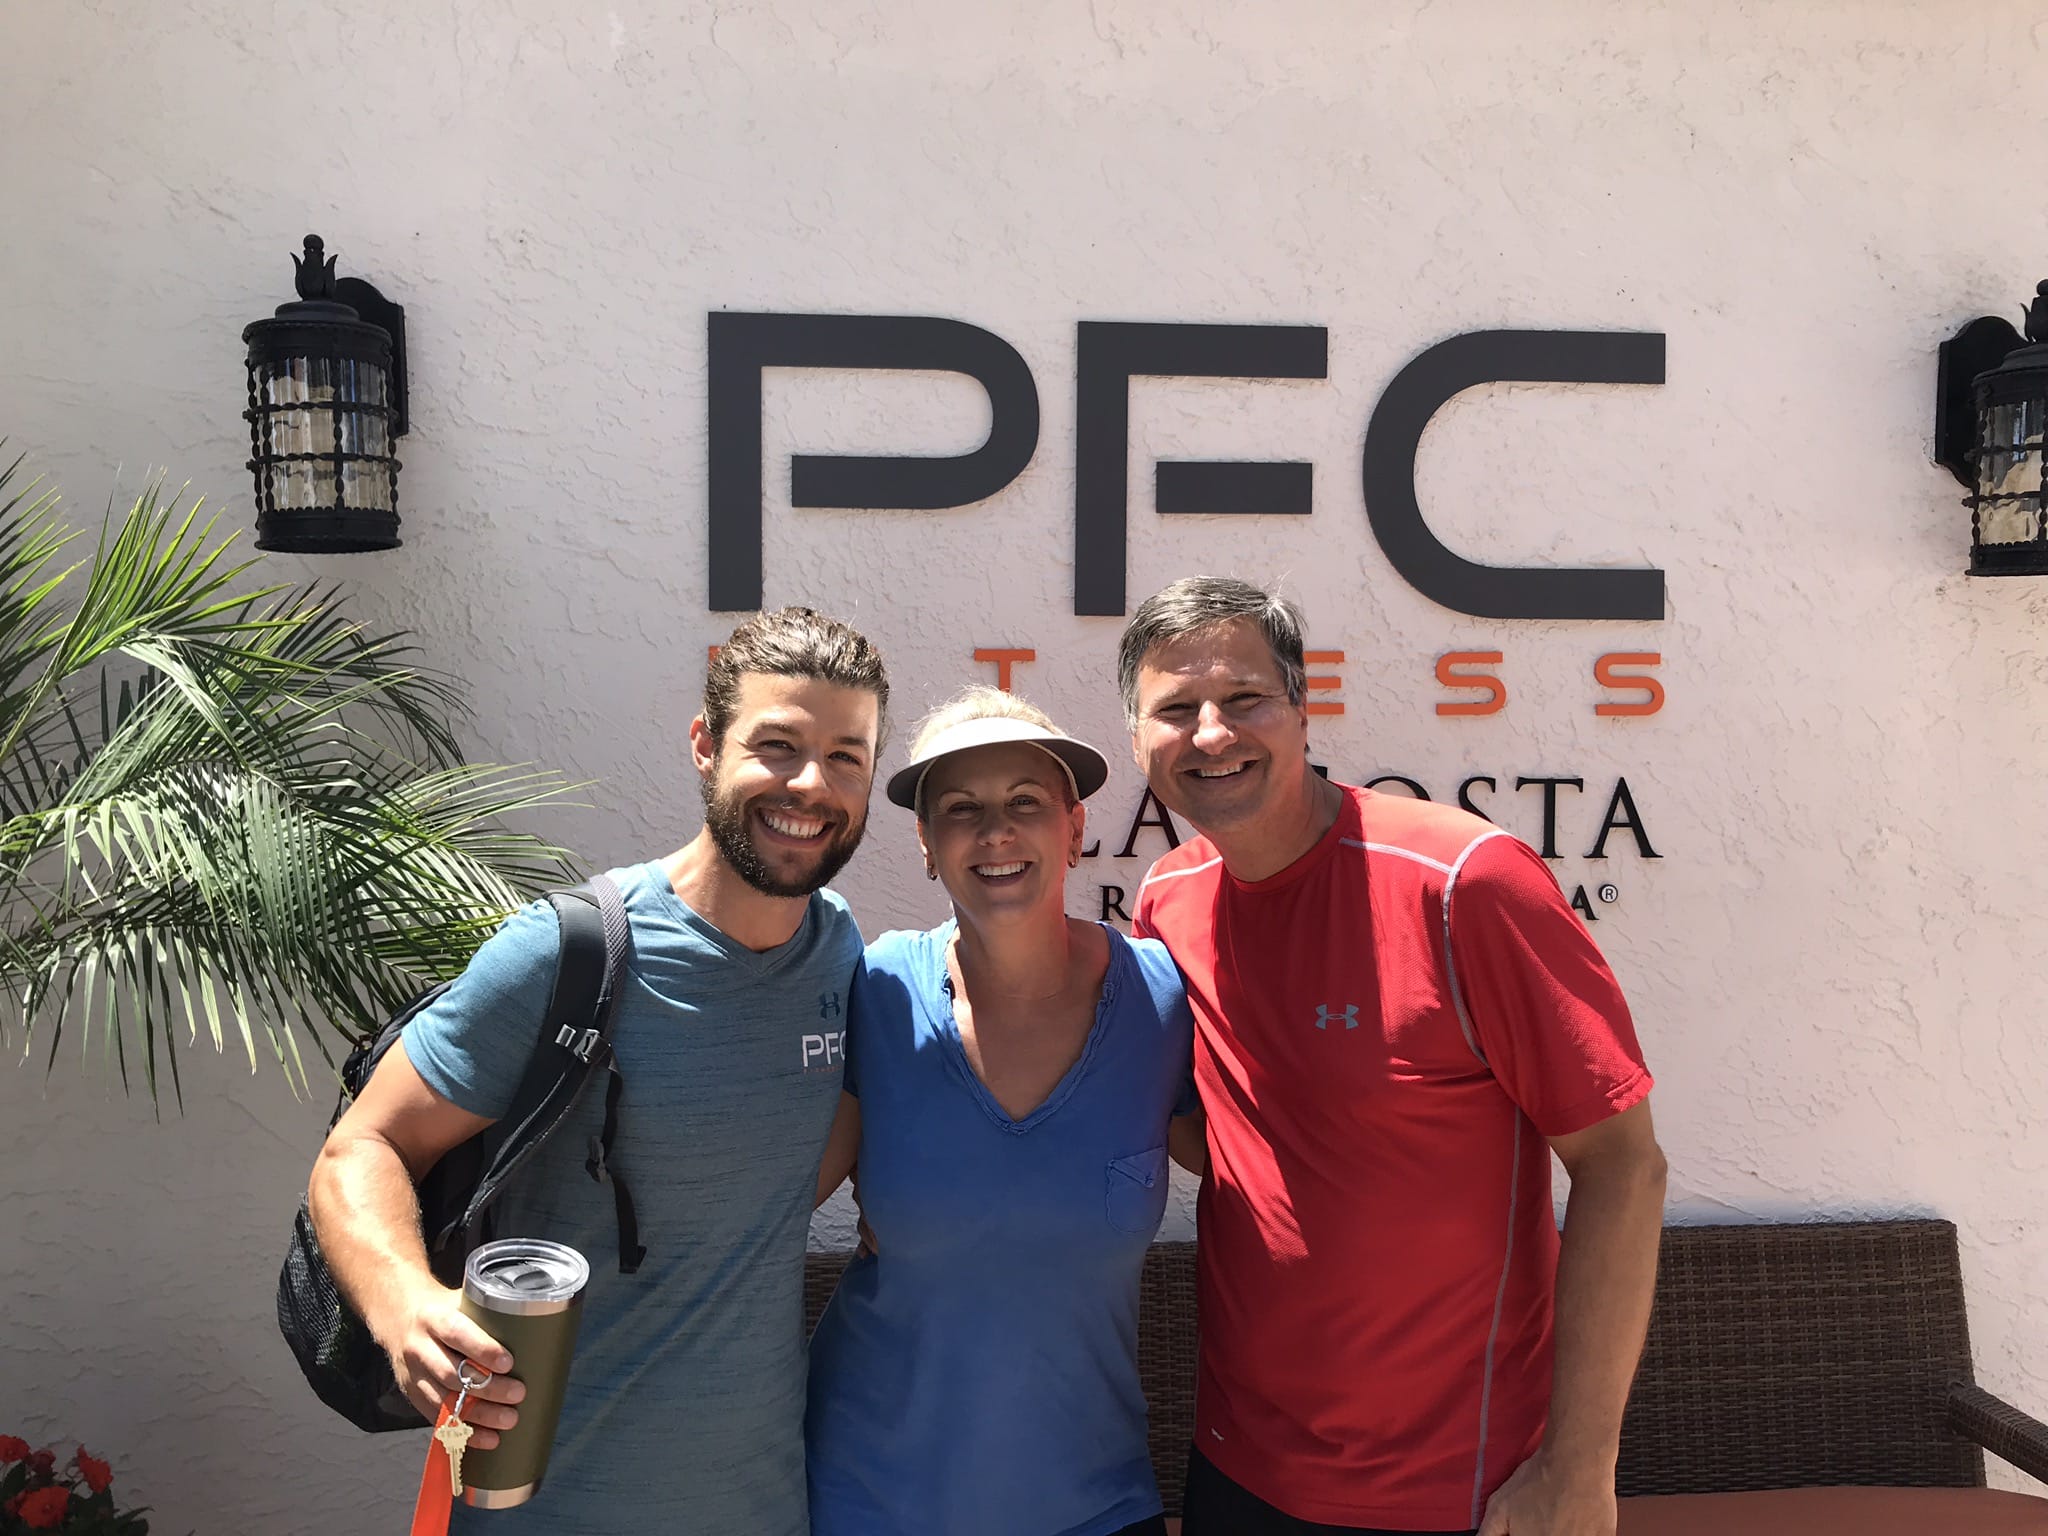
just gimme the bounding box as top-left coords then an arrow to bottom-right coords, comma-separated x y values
310,606 -> 888,1535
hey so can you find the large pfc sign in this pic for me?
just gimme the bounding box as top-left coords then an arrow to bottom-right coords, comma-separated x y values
706,314 -> 1667,619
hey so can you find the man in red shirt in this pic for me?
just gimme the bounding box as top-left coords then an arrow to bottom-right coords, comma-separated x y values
1120,577 -> 1666,1536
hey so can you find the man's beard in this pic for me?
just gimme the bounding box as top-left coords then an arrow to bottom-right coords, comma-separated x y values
701,767 -> 867,898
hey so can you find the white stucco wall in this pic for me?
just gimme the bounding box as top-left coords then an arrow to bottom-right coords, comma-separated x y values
3,2 -> 2045,1529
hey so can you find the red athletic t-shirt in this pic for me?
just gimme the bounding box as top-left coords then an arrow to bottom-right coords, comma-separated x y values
1134,786 -> 1652,1530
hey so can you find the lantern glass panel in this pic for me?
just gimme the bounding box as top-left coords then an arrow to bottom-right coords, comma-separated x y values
261,359 -> 299,456
339,458 -> 394,512
261,358 -> 321,458
264,407 -> 305,460
270,460 -> 318,509
335,365 -> 391,459
358,361 -> 391,456
1977,397 -> 2045,546
1987,396 -> 2043,453
309,355 -> 338,464
265,357 -> 308,405
1978,498 -> 2036,546
337,406 -> 363,458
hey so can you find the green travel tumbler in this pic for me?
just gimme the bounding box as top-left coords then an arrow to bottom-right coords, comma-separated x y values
454,1238 -> 589,1509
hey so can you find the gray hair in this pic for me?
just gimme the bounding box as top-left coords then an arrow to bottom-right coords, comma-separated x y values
1116,576 -> 1308,727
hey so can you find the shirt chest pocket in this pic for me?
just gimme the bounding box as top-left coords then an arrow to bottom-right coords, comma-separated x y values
1105,1147 -> 1169,1235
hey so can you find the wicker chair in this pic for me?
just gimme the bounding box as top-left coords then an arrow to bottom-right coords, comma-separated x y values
804,1218 -> 2048,1529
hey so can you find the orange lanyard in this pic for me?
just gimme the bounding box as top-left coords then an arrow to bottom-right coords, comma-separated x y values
408,1396 -> 461,1536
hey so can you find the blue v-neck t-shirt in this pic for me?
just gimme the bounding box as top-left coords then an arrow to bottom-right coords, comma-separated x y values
805,921 -> 1195,1536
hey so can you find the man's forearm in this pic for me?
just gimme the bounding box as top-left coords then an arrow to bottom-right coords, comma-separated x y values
308,1128 -> 523,1432
308,1136 -> 442,1347
1543,1142 -> 1668,1471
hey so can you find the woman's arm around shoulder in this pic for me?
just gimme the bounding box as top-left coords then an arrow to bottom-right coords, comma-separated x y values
1124,933 -> 1207,1174
814,1091 -> 862,1208
1168,1102 -> 1208,1176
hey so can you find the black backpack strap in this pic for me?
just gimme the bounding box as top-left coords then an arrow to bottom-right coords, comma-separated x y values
541,885 -> 613,1061
576,876 -> 646,1275
441,874 -> 638,1269
585,1061 -> 646,1274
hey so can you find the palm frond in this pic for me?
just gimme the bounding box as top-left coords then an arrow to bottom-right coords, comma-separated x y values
0,451 -> 588,1103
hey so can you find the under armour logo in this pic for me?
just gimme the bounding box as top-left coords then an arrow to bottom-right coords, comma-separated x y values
819,991 -> 842,1020
1314,1003 -> 1359,1031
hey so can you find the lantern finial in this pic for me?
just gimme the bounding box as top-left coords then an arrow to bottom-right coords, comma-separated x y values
2025,281 -> 2048,346
292,235 -> 337,302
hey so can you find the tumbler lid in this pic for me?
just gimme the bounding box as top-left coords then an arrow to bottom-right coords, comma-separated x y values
464,1239 -> 589,1316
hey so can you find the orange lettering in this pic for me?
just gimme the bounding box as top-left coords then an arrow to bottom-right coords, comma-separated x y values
1304,649 -> 1345,717
1594,652 -> 1664,717
1435,651 -> 1506,717
973,647 -> 1037,692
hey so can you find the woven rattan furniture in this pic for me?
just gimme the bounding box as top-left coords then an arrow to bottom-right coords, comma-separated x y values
802,1218 -> 2048,1528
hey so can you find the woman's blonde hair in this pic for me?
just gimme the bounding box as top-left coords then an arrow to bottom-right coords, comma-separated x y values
908,686 -> 1077,816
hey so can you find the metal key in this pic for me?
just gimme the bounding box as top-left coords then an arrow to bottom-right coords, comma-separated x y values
434,1414 -> 474,1494
435,1361 -> 492,1494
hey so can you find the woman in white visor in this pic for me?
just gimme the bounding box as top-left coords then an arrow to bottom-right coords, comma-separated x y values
806,684 -> 1200,1536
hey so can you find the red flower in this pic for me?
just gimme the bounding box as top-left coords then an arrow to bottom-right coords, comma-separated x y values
25,1448 -> 54,1477
15,1485 -> 71,1529
75,1446 -> 113,1494
0,1436 -> 29,1462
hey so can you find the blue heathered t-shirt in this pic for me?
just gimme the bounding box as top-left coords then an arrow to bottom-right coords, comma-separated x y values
805,921 -> 1195,1536
402,860 -> 859,1536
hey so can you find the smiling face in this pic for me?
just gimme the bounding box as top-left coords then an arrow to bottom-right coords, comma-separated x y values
917,741 -> 1084,922
1129,617 -> 1317,845
692,672 -> 880,898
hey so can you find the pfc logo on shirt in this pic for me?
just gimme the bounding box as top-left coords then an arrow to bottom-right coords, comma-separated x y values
802,1028 -> 846,1071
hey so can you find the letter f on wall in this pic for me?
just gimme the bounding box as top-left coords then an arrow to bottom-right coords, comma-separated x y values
1073,322 -> 1329,616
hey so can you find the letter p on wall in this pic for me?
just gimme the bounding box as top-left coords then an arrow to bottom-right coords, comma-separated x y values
706,313 -> 1041,610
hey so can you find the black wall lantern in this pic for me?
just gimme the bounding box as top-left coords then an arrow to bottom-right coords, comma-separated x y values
1936,281 -> 2048,576
241,234 -> 408,552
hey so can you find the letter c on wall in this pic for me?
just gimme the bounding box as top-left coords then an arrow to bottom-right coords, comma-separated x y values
1361,330 -> 1666,620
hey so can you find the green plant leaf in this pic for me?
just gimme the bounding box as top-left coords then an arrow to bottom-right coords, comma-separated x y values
0,451 -> 586,1101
